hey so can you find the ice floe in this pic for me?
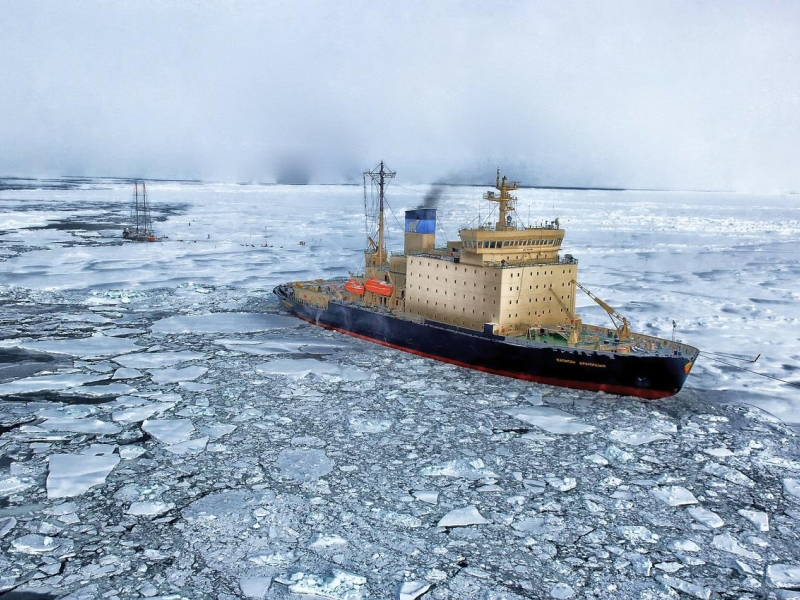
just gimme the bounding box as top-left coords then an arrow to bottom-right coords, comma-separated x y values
503,405 -> 595,434
437,505 -> 489,527
46,452 -> 120,498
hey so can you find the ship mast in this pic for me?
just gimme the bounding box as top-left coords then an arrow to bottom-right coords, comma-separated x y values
484,168 -> 518,230
365,161 -> 396,267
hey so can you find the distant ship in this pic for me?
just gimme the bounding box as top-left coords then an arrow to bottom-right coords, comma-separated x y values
122,181 -> 157,242
274,164 -> 699,399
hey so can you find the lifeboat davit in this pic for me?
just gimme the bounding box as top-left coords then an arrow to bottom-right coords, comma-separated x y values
365,278 -> 393,297
345,280 -> 365,295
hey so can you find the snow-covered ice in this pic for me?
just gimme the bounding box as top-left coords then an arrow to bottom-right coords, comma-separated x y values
1,179 -> 799,598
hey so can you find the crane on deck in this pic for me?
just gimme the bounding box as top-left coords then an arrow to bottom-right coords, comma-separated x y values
572,281 -> 631,341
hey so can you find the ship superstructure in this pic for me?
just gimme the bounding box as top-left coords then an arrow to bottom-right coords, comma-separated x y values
274,164 -> 698,398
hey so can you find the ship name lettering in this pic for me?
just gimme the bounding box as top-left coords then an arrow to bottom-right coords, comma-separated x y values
579,361 -> 606,368
556,358 -> 576,364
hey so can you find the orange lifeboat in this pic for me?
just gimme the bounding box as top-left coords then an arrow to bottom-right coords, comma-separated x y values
345,280 -> 365,295
365,278 -> 393,297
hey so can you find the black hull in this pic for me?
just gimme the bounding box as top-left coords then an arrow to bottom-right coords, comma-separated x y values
274,286 -> 694,399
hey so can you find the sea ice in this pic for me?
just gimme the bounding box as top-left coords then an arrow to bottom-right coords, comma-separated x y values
39,417 -> 120,435
284,569 -> 367,599
46,453 -> 120,499
650,485 -> 698,506
767,564 -> 800,589
149,365 -> 208,383
398,580 -> 431,600
437,505 -> 489,527
412,490 -> 439,504
142,419 -> 195,444
17,334 -> 140,358
239,576 -> 272,599
784,478 -> 800,500
275,448 -> 335,482
608,429 -> 669,445
0,372 -> 108,395
503,405 -> 595,434
348,415 -> 393,433
738,509 -> 769,531
712,532 -> 762,561
687,506 -> 725,528
127,501 -> 175,517
166,436 -> 209,454
702,462 -> 755,487
11,533 -> 58,554
113,350 -> 206,369
152,312 -> 300,333
420,458 -> 497,480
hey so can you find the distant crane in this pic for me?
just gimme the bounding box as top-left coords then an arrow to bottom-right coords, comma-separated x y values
572,280 -> 630,341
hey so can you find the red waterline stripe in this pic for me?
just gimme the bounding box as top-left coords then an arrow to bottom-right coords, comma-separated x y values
289,312 -> 673,400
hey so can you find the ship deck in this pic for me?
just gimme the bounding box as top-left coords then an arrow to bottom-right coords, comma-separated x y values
276,279 -> 699,362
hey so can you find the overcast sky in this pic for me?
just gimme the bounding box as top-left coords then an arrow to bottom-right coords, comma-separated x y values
1,1 -> 798,190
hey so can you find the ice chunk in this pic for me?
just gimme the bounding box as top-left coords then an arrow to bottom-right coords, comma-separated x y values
550,583 -> 576,598
149,365 -> 208,384
437,505 -> 489,527
40,417 -> 120,435
142,419 -> 195,444
546,477 -> 577,492
284,569 -> 366,599
658,574 -> 711,599
0,516 -> 17,538
650,485 -> 698,506
239,576 -> 272,599
784,478 -> 800,499
503,405 -> 594,434
608,430 -> 669,445
0,475 -> 35,495
256,358 -> 366,380
18,334 -> 140,358
112,403 -> 166,424
114,350 -> 205,369
166,436 -> 209,455
47,453 -> 120,498
712,532 -> 762,561
310,534 -> 347,549
702,462 -> 754,487
738,509 -> 769,532
767,564 -> 800,589
0,372 -> 108,395
152,312 -> 298,333
275,448 -> 335,482
687,506 -> 724,528
348,415 -> 392,433
11,534 -> 57,554
127,501 -> 175,518
397,580 -> 431,600
617,525 -> 659,544
412,490 -> 439,505
420,459 -> 497,480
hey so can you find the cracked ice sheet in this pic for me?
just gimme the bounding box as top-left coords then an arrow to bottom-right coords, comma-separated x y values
151,312 -> 299,333
149,365 -> 208,384
39,417 -> 120,435
216,335 -> 351,355
256,358 -> 368,380
650,485 -> 698,506
142,419 -> 195,444
503,405 -> 595,434
47,453 -> 120,499
13,334 -> 140,358
113,350 -> 206,369
0,372 -> 108,395
608,429 -> 670,445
